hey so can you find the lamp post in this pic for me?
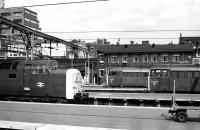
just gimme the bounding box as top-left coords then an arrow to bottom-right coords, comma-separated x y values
87,53 -> 90,84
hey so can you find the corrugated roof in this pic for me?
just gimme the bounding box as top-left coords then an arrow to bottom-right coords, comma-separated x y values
96,44 -> 194,54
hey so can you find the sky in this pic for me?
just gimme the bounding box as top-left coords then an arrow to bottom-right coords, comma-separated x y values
4,0 -> 200,55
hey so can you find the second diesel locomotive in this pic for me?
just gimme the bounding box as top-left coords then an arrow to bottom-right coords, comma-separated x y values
108,68 -> 149,88
107,64 -> 200,93
150,64 -> 200,93
0,59 -> 88,102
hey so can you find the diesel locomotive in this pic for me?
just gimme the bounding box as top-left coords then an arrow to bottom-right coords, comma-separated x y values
108,68 -> 149,88
150,64 -> 200,93
108,64 -> 200,93
0,59 -> 88,102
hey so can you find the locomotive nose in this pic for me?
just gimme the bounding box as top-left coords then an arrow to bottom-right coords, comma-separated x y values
65,68 -> 88,100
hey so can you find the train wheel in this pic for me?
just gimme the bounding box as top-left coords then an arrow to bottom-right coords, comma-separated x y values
176,111 -> 188,123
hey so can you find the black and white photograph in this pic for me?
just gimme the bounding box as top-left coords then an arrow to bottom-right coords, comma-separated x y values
0,0 -> 200,129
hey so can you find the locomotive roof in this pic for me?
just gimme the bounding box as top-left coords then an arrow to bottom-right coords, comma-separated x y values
96,44 -> 194,54
0,60 -> 58,70
19,60 -> 58,65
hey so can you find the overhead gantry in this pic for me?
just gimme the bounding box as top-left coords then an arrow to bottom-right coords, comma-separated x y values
0,16 -> 88,60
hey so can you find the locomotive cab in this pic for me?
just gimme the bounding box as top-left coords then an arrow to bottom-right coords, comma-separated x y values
150,69 -> 170,92
66,69 -> 83,99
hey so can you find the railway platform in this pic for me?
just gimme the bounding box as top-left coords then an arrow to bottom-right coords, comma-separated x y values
83,85 -> 148,92
87,92 -> 200,107
0,120 -> 121,130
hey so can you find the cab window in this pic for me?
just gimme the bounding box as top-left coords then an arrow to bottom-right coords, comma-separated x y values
162,70 -> 168,77
151,69 -> 169,77
151,69 -> 161,77
49,66 -> 58,71
109,71 -> 120,76
32,65 -> 46,74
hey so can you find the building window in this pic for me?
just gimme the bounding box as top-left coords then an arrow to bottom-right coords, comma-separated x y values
173,54 -> 180,62
111,56 -> 117,63
143,55 -> 148,62
1,13 -> 11,17
161,55 -> 168,62
133,56 -> 139,63
13,19 -> 22,24
99,57 -> 104,63
122,56 -> 128,63
186,56 -> 191,63
151,55 -> 158,62
13,12 -> 22,17
13,54 -> 18,56
99,69 -> 104,77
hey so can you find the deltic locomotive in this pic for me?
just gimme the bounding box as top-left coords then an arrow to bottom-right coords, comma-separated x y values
0,59 -> 88,102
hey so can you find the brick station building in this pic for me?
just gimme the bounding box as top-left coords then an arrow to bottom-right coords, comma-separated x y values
96,38 -> 200,85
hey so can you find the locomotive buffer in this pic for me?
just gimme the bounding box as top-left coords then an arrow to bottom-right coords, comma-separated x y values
168,80 -> 200,122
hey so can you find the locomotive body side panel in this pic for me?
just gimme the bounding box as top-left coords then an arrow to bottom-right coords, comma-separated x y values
0,60 -> 22,96
170,71 -> 200,93
0,70 -> 22,96
108,68 -> 149,88
109,76 -> 122,87
22,63 -> 50,97
48,69 -> 66,98
122,72 -> 148,87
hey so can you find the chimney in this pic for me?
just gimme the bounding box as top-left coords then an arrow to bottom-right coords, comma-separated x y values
180,33 -> 182,38
130,41 -> 134,45
142,41 -> 149,44
116,38 -> 120,45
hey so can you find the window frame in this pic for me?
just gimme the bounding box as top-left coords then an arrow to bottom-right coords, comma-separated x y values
173,54 -> 180,62
143,55 -> 149,63
151,55 -> 158,63
122,56 -> 128,63
111,56 -> 117,63
99,69 -> 105,77
133,56 -> 139,63
161,54 -> 168,62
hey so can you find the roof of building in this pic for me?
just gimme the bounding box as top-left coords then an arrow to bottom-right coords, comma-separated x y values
96,44 -> 194,54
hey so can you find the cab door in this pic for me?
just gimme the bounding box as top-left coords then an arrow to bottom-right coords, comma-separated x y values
23,64 -> 32,95
31,65 -> 47,96
158,70 -> 170,91
150,69 -> 170,92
